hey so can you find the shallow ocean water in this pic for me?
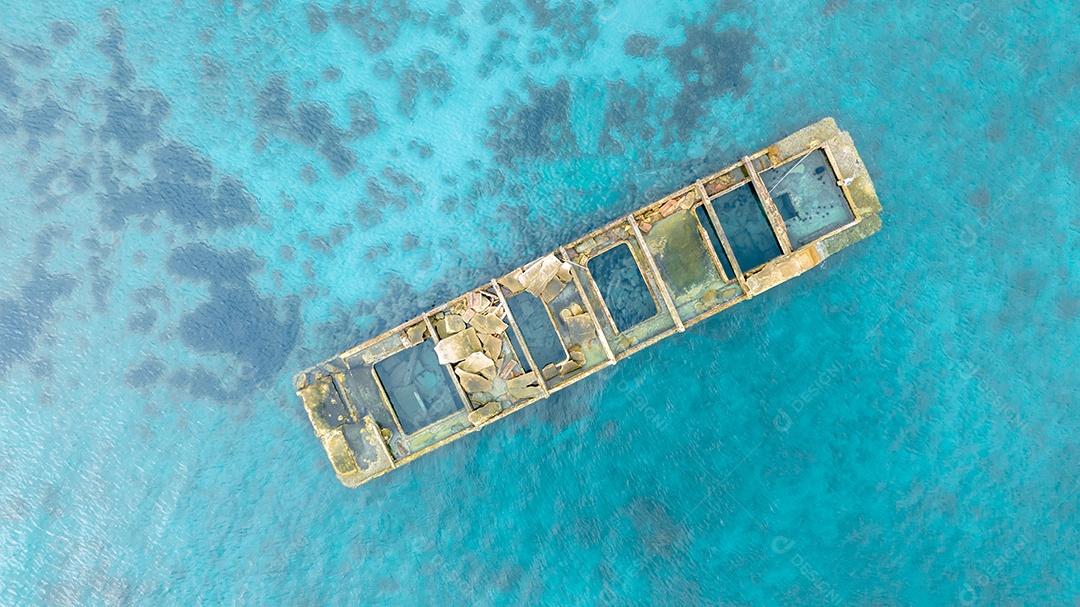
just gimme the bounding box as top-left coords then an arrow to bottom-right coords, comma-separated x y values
1,0 -> 1078,605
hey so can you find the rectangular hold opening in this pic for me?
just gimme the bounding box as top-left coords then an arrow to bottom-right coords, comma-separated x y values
695,204 -> 735,280
506,293 -> 565,370
588,243 -> 659,332
711,183 -> 783,272
761,149 -> 855,248
373,341 -> 463,435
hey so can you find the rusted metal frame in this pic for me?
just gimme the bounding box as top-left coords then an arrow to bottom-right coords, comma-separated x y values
579,248 -> 624,334
820,142 -> 863,221
368,366 -> 408,439
680,289 -> 751,330
423,313 -> 475,412
691,181 -> 734,283
559,246 -> 616,366
743,155 -> 793,255
700,197 -> 750,295
628,214 -> 684,332
328,372 -> 362,424
363,415 -> 398,469
613,325 -> 682,362
489,280 -> 551,397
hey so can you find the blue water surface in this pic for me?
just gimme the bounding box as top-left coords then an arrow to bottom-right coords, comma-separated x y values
1,1 -> 1078,605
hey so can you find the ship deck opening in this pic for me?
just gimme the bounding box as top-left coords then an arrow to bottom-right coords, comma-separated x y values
373,341 -> 462,435
506,293 -> 565,369
763,149 -> 855,248
588,243 -> 658,331
712,183 -> 783,271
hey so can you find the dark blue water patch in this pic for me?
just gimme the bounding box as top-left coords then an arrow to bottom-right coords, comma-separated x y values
98,141 -> 258,231
12,45 -> 51,68
408,139 -> 433,159
30,358 -> 54,378
524,0 -> 600,58
300,164 -> 319,184
256,75 -> 291,125
200,56 -> 226,81
477,30 -> 523,79
0,268 -> 76,377
402,233 -> 419,251
506,292 -> 565,369
485,78 -> 577,167
49,21 -> 78,47
168,366 -> 232,401
255,76 -> 363,177
623,34 -> 659,58
127,310 -> 157,334
482,0 -> 517,24
100,88 -> 170,153
132,286 -> 168,309
166,243 -> 299,382
0,108 -> 16,137
663,19 -> 758,141
332,0 -> 414,54
599,79 -> 659,155
279,245 -> 295,262
365,178 -> 408,210
309,235 -> 333,255
354,203 -> 383,228
21,97 -> 68,138
32,225 -> 71,262
87,256 -> 115,313
349,91 -> 379,137
588,243 -> 658,331
397,50 -> 453,117
374,342 -> 462,435
364,243 -> 391,262
166,242 -> 262,286
0,58 -> 18,102
711,184 -> 782,272
306,3 -> 330,34
695,204 -> 735,279
125,357 -> 165,389
96,9 -> 136,89
322,66 -> 342,82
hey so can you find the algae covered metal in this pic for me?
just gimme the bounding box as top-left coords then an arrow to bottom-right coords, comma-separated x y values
294,118 -> 883,487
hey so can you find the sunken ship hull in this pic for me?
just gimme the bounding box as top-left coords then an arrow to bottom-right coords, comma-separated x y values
294,118 -> 883,488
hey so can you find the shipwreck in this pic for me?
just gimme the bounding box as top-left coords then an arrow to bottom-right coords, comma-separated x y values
294,118 -> 883,487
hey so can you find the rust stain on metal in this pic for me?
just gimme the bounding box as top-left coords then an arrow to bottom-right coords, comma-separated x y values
294,118 -> 884,487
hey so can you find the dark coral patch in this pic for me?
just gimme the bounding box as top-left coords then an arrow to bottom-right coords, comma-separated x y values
397,50 -> 453,117
485,79 -> 577,167
306,3 -> 330,34
0,268 -> 76,377
127,310 -> 157,334
12,45 -> 51,68
523,0 -> 599,58
332,0 -> 414,54
50,21 -> 78,47
0,58 -> 22,102
97,9 -> 136,89
623,34 -> 659,58
349,92 -> 380,137
663,21 -> 758,140
166,243 -> 299,382
21,97 -> 69,139
98,141 -> 258,231
125,357 -> 165,389
255,75 -> 368,177
100,88 -> 171,153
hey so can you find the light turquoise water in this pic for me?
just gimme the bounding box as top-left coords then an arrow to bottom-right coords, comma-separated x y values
1,1 -> 1078,605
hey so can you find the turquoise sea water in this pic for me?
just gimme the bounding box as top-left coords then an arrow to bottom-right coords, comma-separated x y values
1,1 -> 1078,605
